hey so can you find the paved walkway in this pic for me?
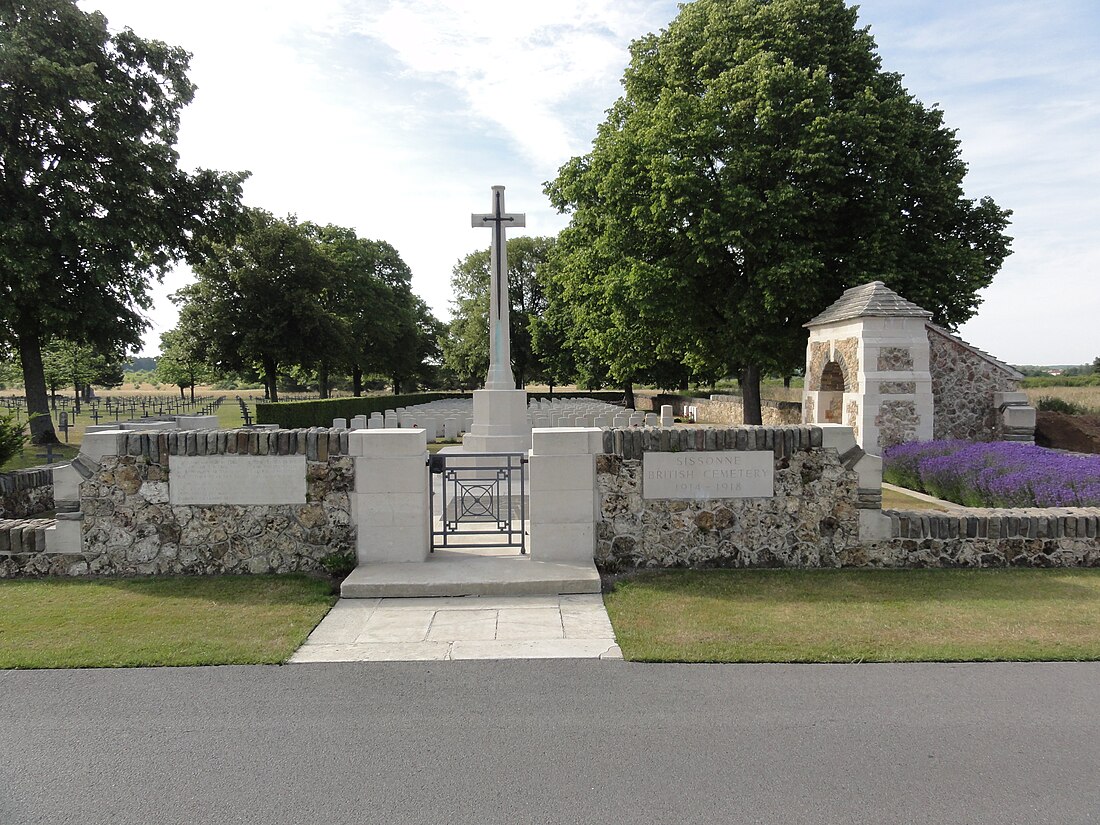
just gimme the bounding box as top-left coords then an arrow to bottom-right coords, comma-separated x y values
289,594 -> 622,662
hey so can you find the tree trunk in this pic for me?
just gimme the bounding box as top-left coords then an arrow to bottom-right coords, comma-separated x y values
548,379 -> 554,395
17,326 -> 58,445
179,385 -> 185,400
73,383 -> 81,414
740,365 -> 763,425
352,366 -> 363,397
623,382 -> 635,410
263,356 -> 279,403
189,382 -> 195,403
783,375 -> 792,389
318,362 -> 329,399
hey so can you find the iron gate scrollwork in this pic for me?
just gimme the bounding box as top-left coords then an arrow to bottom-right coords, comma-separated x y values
429,452 -> 527,553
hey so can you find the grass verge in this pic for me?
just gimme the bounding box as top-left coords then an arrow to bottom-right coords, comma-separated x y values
0,574 -> 336,669
604,568 -> 1100,663
881,486 -> 953,511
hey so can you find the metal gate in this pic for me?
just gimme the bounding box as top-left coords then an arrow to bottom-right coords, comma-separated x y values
429,452 -> 527,553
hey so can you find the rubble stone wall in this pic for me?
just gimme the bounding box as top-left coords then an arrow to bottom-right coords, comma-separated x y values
0,467 -> 54,518
1,429 -> 355,578
928,328 -> 1019,441
692,396 -> 803,426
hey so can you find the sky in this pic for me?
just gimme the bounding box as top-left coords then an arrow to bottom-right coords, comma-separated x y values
79,0 -> 1100,366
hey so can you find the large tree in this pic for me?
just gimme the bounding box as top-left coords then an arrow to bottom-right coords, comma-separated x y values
156,327 -> 210,401
306,224 -> 422,397
0,1 -> 247,442
545,0 -> 1012,422
441,236 -> 555,389
173,209 -> 344,402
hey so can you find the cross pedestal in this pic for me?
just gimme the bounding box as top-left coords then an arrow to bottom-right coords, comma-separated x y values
463,185 -> 531,453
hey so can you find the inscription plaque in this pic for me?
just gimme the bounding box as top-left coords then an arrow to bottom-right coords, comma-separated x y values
643,451 -> 774,500
169,455 -> 307,506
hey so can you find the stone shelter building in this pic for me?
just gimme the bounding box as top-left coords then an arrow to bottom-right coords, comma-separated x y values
802,281 -> 1034,456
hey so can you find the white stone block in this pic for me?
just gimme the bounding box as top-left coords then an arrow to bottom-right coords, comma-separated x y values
660,405 -> 674,426
817,424 -> 857,456
351,415 -> 368,430
852,452 -> 882,491
355,457 -> 429,493
530,522 -> 594,563
348,428 -> 428,457
46,520 -> 81,554
529,454 -> 595,493
52,463 -> 82,502
355,491 -> 429,526
356,522 -> 429,564
994,391 -> 1029,407
644,413 -> 658,426
859,510 -> 893,542
332,418 -> 347,429
170,455 -> 306,505
530,488 -> 596,523
1003,405 -> 1036,428
175,415 -> 219,430
531,427 -> 602,456
80,430 -> 126,462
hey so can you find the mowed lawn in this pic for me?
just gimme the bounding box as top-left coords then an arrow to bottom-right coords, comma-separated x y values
605,569 -> 1100,663
0,575 -> 335,669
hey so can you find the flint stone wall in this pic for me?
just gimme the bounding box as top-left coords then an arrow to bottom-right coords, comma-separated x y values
853,508 -> 1100,568
0,467 -> 54,518
597,426 -> 863,570
0,428 -> 355,578
928,327 -> 1019,441
692,396 -> 803,427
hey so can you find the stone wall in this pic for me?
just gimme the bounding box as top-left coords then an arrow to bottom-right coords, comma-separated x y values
0,467 -> 54,518
596,426 -> 863,571
853,508 -> 1100,568
928,327 -> 1020,441
692,396 -> 803,426
1,428 -> 355,578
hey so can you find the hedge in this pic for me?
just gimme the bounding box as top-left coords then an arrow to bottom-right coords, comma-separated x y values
254,390 -> 627,428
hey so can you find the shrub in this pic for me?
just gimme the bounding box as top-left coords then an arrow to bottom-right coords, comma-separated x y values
1035,396 -> 1089,415
0,412 -> 27,466
883,440 -> 1100,507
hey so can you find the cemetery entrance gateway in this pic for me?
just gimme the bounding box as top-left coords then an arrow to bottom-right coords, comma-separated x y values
429,452 -> 527,554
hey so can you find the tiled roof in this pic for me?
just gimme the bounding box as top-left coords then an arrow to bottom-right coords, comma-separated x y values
805,281 -> 933,327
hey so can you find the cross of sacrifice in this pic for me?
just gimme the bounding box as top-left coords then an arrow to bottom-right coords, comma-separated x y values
471,185 -> 525,390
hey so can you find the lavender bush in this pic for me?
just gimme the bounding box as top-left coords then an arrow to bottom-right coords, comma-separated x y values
883,440 -> 1100,508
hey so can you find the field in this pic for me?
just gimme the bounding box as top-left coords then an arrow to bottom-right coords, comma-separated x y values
0,387 -> 252,472
1024,385 -> 1100,413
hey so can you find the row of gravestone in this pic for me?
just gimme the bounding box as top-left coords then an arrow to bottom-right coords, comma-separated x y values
332,398 -> 677,442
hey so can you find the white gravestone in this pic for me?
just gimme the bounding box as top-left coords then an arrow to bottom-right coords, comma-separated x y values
642,451 -> 774,500
170,455 -> 307,505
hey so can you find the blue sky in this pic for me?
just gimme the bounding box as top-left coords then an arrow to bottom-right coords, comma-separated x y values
81,0 -> 1100,366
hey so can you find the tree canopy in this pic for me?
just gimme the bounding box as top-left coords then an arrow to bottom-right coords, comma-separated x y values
0,0 -> 247,441
544,0 -> 1012,421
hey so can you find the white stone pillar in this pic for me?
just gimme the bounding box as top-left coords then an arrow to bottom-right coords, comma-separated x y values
349,429 -> 429,564
528,427 -> 602,563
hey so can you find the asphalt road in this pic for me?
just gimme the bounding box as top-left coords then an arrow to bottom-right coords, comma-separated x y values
2,661 -> 1098,825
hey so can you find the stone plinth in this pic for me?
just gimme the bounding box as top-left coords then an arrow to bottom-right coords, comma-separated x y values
462,389 -> 530,453
351,429 -> 430,564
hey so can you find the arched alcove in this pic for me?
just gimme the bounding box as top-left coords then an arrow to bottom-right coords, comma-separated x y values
818,361 -> 846,423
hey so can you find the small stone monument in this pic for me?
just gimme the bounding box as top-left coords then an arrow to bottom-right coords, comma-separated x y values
462,185 -> 531,453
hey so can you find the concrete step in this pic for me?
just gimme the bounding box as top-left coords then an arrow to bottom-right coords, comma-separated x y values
341,551 -> 602,598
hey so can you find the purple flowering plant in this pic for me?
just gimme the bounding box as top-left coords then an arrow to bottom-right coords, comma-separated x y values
882,440 -> 1100,508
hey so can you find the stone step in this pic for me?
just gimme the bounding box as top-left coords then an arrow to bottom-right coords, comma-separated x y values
341,551 -> 601,598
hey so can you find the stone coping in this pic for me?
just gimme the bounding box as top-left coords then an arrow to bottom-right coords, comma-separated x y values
0,466 -> 53,493
885,508 -> 1100,540
0,517 -> 54,554
600,425 -> 824,460
82,428 -> 353,465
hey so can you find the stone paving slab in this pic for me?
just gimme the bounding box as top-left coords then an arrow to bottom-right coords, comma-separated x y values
289,594 -> 622,662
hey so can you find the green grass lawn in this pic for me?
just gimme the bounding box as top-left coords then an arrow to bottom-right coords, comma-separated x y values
604,568 -> 1100,663
0,574 -> 336,669
881,486 -> 953,511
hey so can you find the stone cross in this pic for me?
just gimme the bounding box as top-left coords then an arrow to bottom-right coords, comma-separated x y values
472,185 -> 525,390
